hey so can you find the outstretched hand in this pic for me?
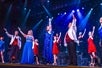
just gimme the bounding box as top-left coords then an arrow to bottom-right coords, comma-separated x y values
93,26 -> 95,31
18,27 -> 21,31
4,28 -> 7,32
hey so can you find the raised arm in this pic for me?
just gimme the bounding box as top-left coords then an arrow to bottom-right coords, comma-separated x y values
71,14 -> 77,27
4,28 -> 13,38
64,32 -> 67,47
57,32 -> 61,42
18,27 -> 26,37
92,26 -> 95,36
82,29 -> 86,37
48,18 -> 52,31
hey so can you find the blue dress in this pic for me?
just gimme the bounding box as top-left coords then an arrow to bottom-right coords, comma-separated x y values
98,26 -> 102,39
21,35 -> 34,64
43,31 -> 53,63
0,40 -> 4,51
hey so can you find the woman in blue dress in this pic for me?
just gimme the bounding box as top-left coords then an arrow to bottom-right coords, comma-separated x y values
0,37 -> 5,63
43,18 -> 53,64
18,27 -> 34,64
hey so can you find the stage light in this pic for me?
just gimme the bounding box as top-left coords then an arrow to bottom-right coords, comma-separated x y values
58,13 -> 60,15
82,7 -> 84,10
64,12 -> 67,15
100,3 -> 102,5
21,9 -> 31,28
4,4 -> 12,24
91,8 -> 93,11
42,5 -> 52,17
33,19 -> 43,30
24,8 -> 26,10
77,9 -> 83,21
47,0 -> 50,3
77,9 -> 80,12
72,10 -> 75,13
79,8 -> 93,31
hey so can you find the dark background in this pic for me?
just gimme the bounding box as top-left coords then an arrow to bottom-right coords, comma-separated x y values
0,0 -> 102,65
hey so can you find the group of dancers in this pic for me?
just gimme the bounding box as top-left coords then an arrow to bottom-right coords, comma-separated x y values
0,14 -> 102,67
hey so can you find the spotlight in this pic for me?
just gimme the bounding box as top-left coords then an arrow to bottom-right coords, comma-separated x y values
77,9 -> 80,12
64,12 -> 66,15
72,10 -> 75,13
91,8 -> 93,11
47,0 -> 50,3
82,7 -> 84,10
24,8 -> 26,10
100,3 -> 102,5
58,13 -> 60,15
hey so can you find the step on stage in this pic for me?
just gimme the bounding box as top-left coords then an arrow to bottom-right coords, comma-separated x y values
0,63 -> 101,68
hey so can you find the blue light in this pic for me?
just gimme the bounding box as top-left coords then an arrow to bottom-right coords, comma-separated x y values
100,3 -> 102,5
64,12 -> 67,15
79,9 -> 93,31
91,8 -> 93,11
77,9 -> 80,12
82,7 -> 84,10
72,10 -> 75,13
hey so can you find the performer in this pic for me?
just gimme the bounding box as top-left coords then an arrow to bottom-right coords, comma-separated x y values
18,27 -> 34,64
64,14 -> 79,65
52,32 -> 61,65
0,37 -> 5,63
43,18 -> 53,64
98,17 -> 102,47
98,17 -> 102,65
88,26 -> 97,67
78,29 -> 86,54
33,39 -> 39,65
4,28 -> 21,63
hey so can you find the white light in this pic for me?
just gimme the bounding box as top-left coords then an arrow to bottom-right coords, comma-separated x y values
82,7 -> 84,10
24,8 -> 26,10
100,3 -> 102,5
77,9 -> 80,12
64,12 -> 66,14
72,10 -> 75,13
91,8 -> 93,11
47,0 -> 50,3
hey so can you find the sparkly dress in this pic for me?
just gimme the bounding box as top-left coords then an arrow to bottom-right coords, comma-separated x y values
21,35 -> 34,64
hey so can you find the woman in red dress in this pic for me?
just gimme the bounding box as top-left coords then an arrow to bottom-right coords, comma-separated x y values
33,39 -> 39,64
52,32 -> 61,65
88,26 -> 97,67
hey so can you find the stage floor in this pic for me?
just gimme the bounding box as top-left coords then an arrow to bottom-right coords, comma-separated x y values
0,63 -> 101,68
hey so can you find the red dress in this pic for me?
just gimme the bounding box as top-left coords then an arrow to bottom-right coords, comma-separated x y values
88,37 -> 96,54
52,41 -> 59,55
34,43 -> 39,56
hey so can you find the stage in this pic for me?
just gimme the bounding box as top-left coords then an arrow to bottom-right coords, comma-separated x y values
0,63 -> 101,68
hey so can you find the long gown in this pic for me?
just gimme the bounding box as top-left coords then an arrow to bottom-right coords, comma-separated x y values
21,35 -> 34,64
88,37 -> 96,54
43,31 -> 53,64
98,26 -> 102,39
